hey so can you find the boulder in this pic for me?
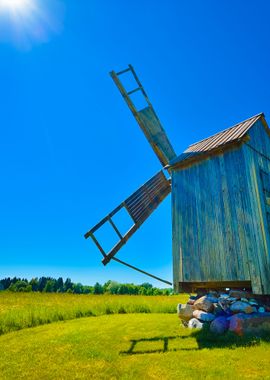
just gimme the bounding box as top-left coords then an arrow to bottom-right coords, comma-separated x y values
229,312 -> 270,336
227,297 -> 237,302
207,290 -> 219,298
193,310 -> 215,322
206,296 -> 219,303
219,293 -> 229,300
192,296 -> 214,313
244,305 -> 256,314
230,301 -> 256,314
249,299 -> 258,306
210,316 -> 229,334
188,318 -> 203,329
213,303 -> 229,317
229,290 -> 252,300
177,303 -> 194,321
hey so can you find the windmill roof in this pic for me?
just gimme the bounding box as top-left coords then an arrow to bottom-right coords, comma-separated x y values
169,113 -> 266,168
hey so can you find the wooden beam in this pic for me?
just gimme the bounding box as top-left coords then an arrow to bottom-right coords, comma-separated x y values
178,281 -> 252,293
112,257 -> 172,286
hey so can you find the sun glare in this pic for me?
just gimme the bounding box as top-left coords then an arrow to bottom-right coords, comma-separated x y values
0,0 -> 64,49
0,0 -> 30,11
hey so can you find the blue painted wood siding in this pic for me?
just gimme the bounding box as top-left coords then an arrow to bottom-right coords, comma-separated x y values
242,120 -> 270,293
172,119 -> 270,294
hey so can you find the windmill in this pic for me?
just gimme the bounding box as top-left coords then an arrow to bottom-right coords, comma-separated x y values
84,65 -> 175,286
85,65 -> 270,295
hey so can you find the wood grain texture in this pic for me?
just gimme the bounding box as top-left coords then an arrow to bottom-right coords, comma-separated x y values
172,119 -> 270,294
110,67 -> 176,167
138,106 -> 176,166
85,171 -> 171,266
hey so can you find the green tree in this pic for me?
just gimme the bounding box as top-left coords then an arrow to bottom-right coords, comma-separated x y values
106,281 -> 119,294
64,278 -> 73,292
93,282 -> 103,294
9,280 -> 29,292
30,278 -> 39,292
56,277 -> 64,292
44,279 -> 56,293
73,283 -> 83,294
38,277 -> 47,292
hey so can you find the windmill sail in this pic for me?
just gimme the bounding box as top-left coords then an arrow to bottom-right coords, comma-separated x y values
110,65 -> 177,167
85,171 -> 171,265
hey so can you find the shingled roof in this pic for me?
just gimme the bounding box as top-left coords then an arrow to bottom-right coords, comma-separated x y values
170,113 -> 266,168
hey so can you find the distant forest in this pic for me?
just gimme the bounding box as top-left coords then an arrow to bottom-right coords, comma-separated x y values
0,277 -> 173,295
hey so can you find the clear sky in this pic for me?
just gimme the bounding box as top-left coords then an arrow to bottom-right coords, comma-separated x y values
0,0 -> 270,286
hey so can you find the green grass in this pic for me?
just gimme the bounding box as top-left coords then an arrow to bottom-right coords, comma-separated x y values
0,292 -> 187,335
1,313 -> 270,380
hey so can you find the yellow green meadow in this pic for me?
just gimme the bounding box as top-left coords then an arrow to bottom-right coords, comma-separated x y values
1,292 -> 270,380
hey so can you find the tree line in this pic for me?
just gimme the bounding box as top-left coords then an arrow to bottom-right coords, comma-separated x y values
0,277 -> 173,295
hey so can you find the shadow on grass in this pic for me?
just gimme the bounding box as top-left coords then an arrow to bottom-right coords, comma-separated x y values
191,328 -> 270,350
120,335 -> 188,355
120,329 -> 270,355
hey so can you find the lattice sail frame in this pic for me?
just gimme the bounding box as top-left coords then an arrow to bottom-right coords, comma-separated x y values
84,65 -> 175,285
84,171 -> 171,266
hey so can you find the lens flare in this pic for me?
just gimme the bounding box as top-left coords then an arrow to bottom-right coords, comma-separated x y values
0,0 -> 64,49
0,0 -> 30,11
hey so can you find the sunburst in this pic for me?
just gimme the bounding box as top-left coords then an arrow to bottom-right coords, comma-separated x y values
0,0 -> 64,49
0,0 -> 32,12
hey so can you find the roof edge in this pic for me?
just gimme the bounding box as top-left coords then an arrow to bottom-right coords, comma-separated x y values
187,112 -> 264,150
168,113 -> 268,170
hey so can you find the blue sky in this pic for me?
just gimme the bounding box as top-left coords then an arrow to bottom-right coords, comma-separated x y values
0,0 -> 270,286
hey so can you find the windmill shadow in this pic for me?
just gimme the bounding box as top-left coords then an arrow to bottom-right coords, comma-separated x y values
120,335 -> 190,355
190,328 -> 270,350
120,329 -> 270,355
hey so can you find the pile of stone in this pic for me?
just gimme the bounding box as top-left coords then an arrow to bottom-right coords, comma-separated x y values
177,290 -> 270,336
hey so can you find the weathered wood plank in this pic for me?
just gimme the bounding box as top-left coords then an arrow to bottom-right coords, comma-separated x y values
110,67 -> 176,167
172,118 -> 270,294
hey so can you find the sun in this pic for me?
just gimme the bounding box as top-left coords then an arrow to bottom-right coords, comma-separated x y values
0,0 -> 64,49
0,0 -> 31,12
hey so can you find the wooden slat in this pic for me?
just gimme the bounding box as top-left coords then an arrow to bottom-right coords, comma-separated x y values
89,233 -> 106,258
84,203 -> 124,238
85,171 -> 171,266
108,217 -> 123,240
129,187 -> 171,224
110,66 -> 176,167
172,118 -> 270,295
125,171 -> 170,223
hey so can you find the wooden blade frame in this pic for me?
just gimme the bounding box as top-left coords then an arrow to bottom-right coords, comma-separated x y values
84,171 -> 171,267
110,65 -> 176,167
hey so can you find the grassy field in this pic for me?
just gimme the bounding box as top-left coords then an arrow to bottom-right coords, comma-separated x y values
0,292 -> 187,335
1,292 -> 270,379
1,313 -> 270,380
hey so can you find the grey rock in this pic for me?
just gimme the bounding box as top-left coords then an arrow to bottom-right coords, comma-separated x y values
230,301 -> 254,314
229,290 -> 252,300
210,316 -> 229,334
177,303 -> 194,321
193,310 -> 215,322
188,318 -> 203,329
193,296 -> 214,313
229,312 -> 270,336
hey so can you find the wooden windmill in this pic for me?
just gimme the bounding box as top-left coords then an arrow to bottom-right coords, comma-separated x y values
85,65 -> 270,295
